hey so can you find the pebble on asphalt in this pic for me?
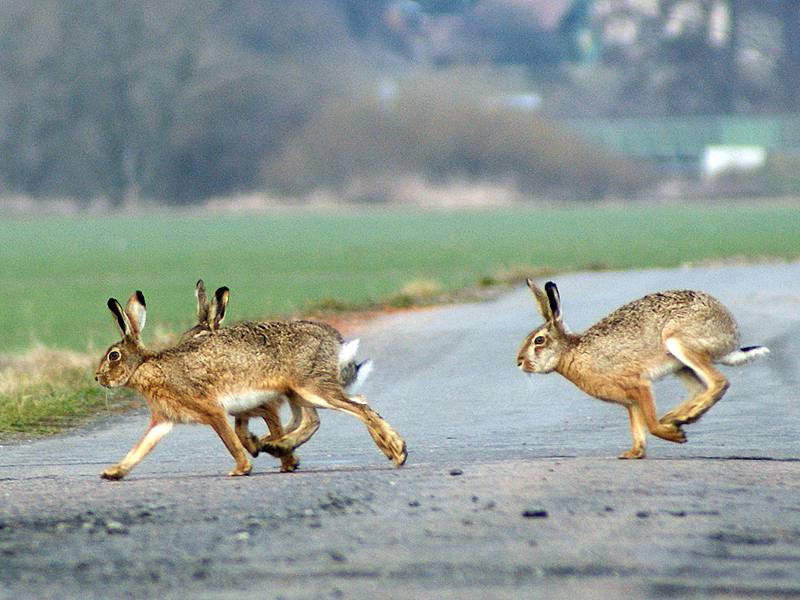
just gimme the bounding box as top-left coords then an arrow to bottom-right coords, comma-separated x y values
105,521 -> 129,535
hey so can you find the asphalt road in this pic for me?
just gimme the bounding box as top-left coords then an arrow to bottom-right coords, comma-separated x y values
2,263 -> 799,599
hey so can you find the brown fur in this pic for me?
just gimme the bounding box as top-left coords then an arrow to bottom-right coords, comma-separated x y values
180,280 -> 303,472
96,291 -> 406,480
517,280 -> 765,459
179,281 -> 364,472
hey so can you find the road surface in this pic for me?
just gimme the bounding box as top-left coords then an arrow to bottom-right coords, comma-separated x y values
2,263 -> 799,599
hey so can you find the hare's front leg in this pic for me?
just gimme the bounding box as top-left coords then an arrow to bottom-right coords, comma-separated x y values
631,383 -> 687,445
619,405 -> 646,459
234,416 -> 262,458
257,404 -> 301,473
207,413 -> 252,476
260,399 -> 320,471
232,407 -> 300,472
101,418 -> 174,480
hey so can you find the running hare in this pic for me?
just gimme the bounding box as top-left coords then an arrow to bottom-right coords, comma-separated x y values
95,291 -> 405,480
517,280 -> 769,458
181,280 -> 372,472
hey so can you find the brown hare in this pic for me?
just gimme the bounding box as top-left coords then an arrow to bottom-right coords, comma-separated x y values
182,280 -> 372,472
517,279 -> 769,459
95,291 -> 405,480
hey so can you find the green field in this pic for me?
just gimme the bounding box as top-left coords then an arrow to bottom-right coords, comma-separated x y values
1,204 -> 799,353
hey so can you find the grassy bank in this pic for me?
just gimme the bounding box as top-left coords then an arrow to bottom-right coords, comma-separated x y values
1,204 -> 798,437
2,204 -> 798,352
0,349 -> 137,438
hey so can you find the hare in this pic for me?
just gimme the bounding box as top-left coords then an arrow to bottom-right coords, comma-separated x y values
182,280 -> 372,472
517,279 -> 769,459
95,291 -> 406,480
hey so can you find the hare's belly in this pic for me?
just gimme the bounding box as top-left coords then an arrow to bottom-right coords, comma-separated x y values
219,390 -> 283,416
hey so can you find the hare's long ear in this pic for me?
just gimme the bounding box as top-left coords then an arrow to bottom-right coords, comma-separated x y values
108,297 -> 133,339
124,291 -> 147,337
209,286 -> 229,331
526,278 -> 552,321
195,279 -> 210,325
544,282 -> 562,323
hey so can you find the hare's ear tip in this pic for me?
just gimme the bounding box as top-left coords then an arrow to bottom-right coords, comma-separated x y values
107,297 -> 118,309
215,286 -> 230,299
525,277 -> 534,288
134,290 -> 146,306
196,279 -> 205,288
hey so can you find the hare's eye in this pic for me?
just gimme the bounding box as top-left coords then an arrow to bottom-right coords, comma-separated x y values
533,336 -> 546,345
108,350 -> 121,361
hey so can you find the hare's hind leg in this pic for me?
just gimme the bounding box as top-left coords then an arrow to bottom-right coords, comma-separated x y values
619,404 -> 647,459
260,400 -> 320,469
659,368 -> 704,426
660,338 -> 730,427
101,417 -> 174,480
295,386 -> 407,466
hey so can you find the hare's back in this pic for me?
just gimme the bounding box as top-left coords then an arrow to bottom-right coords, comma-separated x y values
168,321 -> 339,370
583,290 -> 739,359
217,321 -> 340,358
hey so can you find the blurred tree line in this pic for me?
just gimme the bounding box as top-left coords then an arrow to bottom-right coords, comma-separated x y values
0,0 -> 797,206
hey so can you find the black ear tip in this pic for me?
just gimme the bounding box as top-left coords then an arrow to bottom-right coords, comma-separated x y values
216,286 -> 229,300
545,281 -> 557,290
196,279 -> 205,288
107,298 -> 118,310
135,290 -> 146,306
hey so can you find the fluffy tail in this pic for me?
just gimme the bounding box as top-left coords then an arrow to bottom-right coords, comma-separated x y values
339,339 -> 360,367
718,345 -> 770,366
338,339 -> 373,391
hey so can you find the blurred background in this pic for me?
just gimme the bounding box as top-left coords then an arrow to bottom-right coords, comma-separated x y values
2,0 -> 800,210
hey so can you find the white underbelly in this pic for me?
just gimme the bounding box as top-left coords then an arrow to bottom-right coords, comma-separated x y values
219,390 -> 284,416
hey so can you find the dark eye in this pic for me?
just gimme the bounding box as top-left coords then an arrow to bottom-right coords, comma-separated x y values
108,350 -> 121,361
533,336 -> 546,345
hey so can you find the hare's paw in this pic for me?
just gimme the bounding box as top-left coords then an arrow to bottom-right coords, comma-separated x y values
261,441 -> 294,458
390,439 -> 408,467
655,423 -> 687,444
618,447 -> 645,459
228,460 -> 252,477
101,465 -> 128,480
659,411 -> 682,427
241,433 -> 261,458
280,455 -> 300,473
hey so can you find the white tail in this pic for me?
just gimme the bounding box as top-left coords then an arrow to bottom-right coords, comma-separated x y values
718,346 -> 770,366
339,339 -> 360,368
349,359 -> 373,392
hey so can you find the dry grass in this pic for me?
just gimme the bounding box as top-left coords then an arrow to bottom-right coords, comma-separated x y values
0,347 -> 137,438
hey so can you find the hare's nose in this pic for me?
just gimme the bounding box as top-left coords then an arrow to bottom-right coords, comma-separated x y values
516,355 -> 524,368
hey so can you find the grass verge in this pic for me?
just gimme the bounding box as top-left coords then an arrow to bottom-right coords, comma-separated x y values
1,204 -> 798,438
0,348 -> 138,441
